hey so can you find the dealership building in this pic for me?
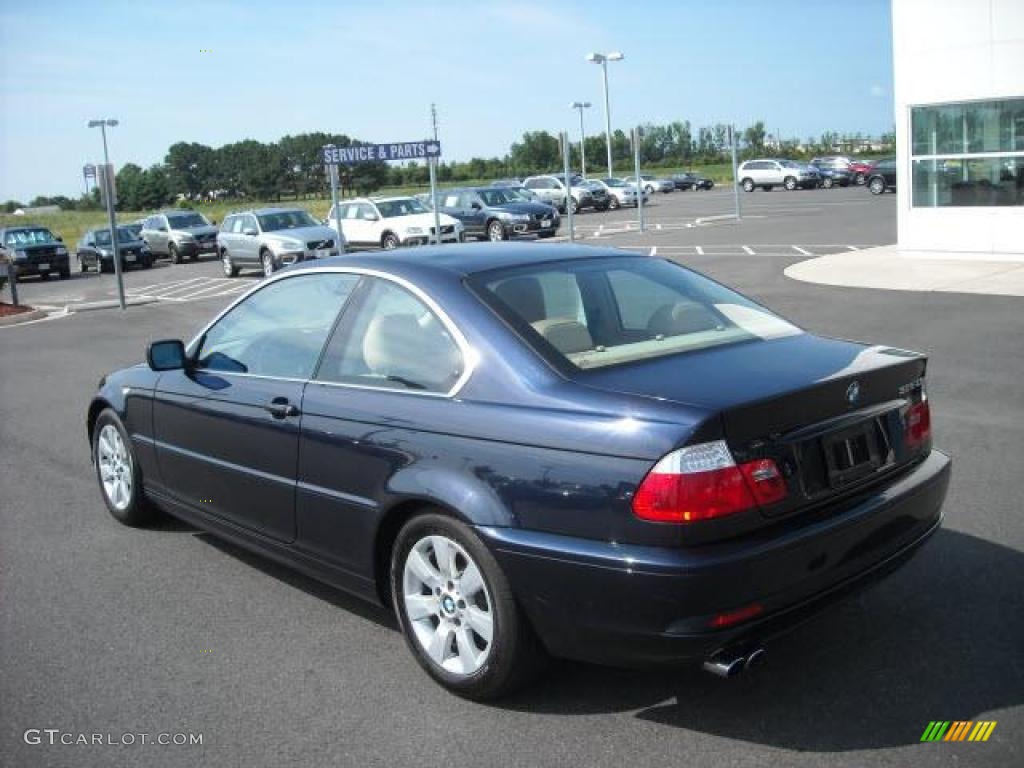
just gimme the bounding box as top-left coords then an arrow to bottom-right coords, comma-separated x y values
892,0 -> 1023,257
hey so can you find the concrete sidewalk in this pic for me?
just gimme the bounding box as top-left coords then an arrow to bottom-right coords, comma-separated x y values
785,244 -> 1024,297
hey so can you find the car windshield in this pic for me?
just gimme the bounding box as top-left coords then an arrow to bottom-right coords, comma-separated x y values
505,188 -> 535,201
94,228 -> 136,245
479,189 -> 521,205
472,257 -> 802,370
166,213 -> 210,229
602,178 -> 625,187
4,228 -> 58,246
257,210 -> 319,231
376,198 -> 427,217
781,161 -> 802,168
584,181 -> 605,191
125,223 -> 143,236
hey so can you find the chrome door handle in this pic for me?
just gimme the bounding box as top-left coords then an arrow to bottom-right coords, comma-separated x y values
264,397 -> 299,419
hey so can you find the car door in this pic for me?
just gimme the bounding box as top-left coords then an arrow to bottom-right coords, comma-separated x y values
461,192 -> 488,237
295,275 -> 468,573
151,272 -> 361,541
236,213 -> 260,263
438,191 -> 468,232
148,215 -> 170,256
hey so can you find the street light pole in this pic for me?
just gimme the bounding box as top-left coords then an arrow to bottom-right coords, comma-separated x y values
570,101 -> 591,176
586,52 -> 623,178
88,119 -> 125,310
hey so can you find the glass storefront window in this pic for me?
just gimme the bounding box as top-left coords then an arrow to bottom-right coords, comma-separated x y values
912,157 -> 1023,207
910,98 -> 1024,207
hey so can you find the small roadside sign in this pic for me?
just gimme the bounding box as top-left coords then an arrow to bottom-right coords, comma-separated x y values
322,141 -> 441,165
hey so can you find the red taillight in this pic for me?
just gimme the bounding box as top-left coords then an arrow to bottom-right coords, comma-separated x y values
632,441 -> 787,524
709,602 -> 764,628
905,400 -> 931,448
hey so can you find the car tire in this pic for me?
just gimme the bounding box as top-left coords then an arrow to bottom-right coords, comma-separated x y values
169,243 -> 181,264
855,172 -> 865,185
869,177 -> 885,195
382,232 -> 400,250
221,250 -> 240,277
784,176 -> 798,191
742,178 -> 755,192
822,176 -> 834,189
391,511 -> 545,700
608,196 -> 620,210
568,197 -> 579,215
261,250 -> 276,277
487,220 -> 506,242
92,408 -> 159,527
644,184 -> 654,194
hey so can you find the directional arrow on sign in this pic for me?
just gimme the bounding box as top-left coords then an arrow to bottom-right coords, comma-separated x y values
425,142 -> 441,157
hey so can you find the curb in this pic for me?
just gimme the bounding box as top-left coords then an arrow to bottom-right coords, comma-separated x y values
65,297 -> 158,312
0,308 -> 48,326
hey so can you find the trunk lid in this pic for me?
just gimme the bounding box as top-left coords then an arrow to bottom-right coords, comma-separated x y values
577,334 -> 930,519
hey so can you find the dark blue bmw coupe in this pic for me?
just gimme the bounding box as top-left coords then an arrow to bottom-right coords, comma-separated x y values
87,243 -> 950,699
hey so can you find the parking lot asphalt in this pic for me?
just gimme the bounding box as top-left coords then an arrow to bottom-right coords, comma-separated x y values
2,185 -> 1021,768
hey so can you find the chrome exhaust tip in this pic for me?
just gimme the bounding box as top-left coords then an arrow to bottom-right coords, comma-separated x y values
744,647 -> 767,672
702,653 -> 746,678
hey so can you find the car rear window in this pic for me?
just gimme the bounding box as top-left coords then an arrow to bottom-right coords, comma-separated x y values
470,257 -> 801,370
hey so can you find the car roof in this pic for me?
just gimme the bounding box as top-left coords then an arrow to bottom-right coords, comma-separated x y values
301,242 -> 629,279
227,207 -> 307,216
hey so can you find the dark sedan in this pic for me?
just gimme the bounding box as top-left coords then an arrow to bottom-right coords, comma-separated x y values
809,160 -> 854,188
87,244 -> 950,700
0,225 -> 70,279
671,172 -> 714,191
436,187 -> 560,241
77,226 -> 154,273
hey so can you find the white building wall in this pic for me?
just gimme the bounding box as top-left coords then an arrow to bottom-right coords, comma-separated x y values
892,0 -> 1024,255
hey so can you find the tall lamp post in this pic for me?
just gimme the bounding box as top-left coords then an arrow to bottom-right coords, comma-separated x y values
569,101 -> 591,176
88,119 -> 125,310
585,51 -> 624,178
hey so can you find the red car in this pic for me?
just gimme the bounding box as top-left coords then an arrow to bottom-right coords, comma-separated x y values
849,160 -> 874,185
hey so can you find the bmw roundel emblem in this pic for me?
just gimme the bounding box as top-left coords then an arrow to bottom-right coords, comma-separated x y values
846,381 -> 861,406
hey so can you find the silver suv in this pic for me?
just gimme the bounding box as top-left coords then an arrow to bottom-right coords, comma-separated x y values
522,174 -> 608,213
737,159 -> 820,191
140,210 -> 219,262
217,207 -> 344,277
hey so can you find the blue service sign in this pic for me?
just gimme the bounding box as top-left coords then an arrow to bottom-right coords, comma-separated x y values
323,141 -> 441,165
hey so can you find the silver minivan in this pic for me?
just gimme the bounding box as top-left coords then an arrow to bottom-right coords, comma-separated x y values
737,159 -> 820,191
217,208 -> 344,277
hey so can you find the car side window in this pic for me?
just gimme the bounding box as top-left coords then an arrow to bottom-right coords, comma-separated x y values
195,273 -> 360,379
316,278 -> 464,394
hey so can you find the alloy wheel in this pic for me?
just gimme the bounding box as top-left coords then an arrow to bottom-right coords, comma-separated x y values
97,424 -> 132,512
488,221 -> 505,242
262,252 -> 275,277
402,534 -> 494,676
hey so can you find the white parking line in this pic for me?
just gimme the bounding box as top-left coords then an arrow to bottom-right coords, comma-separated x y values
649,247 -> 657,257
742,246 -> 755,255
846,245 -> 860,251
695,246 -> 704,255
792,245 -> 812,256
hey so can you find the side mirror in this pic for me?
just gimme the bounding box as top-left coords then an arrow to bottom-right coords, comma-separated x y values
147,339 -> 187,371
471,202 -> 482,210
365,213 -> 379,221
242,227 -> 258,236
56,236 -> 64,242
210,219 -> 217,225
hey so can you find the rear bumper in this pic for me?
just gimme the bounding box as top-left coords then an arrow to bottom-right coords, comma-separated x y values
483,449 -> 950,666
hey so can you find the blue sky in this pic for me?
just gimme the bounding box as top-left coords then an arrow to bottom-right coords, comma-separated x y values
0,0 -> 894,201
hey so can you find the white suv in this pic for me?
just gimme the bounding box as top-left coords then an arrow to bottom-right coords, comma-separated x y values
737,159 -> 820,191
327,196 -> 464,250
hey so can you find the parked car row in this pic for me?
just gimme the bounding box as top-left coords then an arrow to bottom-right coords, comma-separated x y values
737,156 -> 896,193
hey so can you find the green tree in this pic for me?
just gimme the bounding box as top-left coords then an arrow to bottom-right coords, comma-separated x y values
165,142 -> 216,199
509,131 -> 560,174
743,121 -> 767,156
